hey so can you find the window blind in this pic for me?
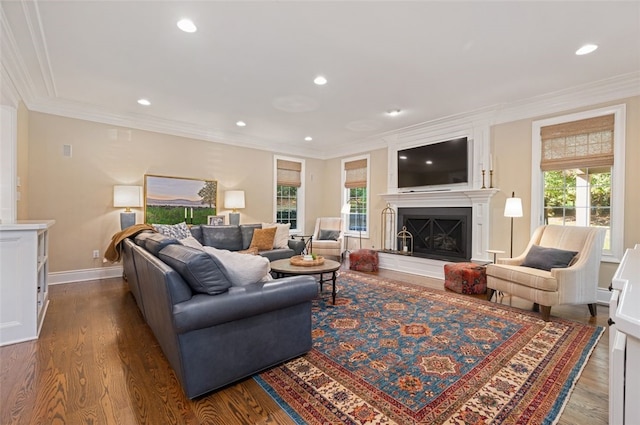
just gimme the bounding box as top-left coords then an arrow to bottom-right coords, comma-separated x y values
540,114 -> 614,171
344,159 -> 367,189
276,159 -> 302,187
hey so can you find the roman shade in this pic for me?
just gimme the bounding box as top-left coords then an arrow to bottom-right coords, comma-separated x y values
277,159 -> 302,188
540,114 -> 614,171
344,159 -> 367,189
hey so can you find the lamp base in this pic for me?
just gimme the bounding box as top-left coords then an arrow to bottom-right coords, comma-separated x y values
120,212 -> 136,230
228,212 -> 240,226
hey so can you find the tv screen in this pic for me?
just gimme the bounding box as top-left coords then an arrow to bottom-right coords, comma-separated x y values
397,137 -> 468,189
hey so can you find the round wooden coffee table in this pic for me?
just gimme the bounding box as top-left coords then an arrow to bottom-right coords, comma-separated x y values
270,258 -> 341,304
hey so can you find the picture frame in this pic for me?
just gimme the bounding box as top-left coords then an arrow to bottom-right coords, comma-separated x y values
144,174 -> 217,225
207,215 -> 225,226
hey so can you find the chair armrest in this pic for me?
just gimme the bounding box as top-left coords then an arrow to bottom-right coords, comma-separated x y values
288,238 -> 305,255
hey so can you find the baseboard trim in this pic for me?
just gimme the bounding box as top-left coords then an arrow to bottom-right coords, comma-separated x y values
49,265 -> 124,285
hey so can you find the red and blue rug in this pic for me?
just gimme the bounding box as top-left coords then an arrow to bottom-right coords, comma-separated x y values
255,271 -> 603,424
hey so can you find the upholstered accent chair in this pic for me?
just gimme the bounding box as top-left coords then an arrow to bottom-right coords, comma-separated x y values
486,225 -> 605,321
311,217 -> 343,260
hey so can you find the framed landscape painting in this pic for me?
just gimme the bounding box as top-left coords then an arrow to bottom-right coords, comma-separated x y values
144,174 -> 217,225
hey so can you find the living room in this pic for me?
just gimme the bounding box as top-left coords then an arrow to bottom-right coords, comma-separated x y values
1,1 -> 640,424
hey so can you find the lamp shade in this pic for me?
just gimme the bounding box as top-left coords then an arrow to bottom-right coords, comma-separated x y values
224,190 -> 245,211
113,185 -> 142,208
504,197 -> 523,218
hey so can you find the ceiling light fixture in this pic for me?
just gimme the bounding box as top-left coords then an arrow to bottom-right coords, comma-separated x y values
236,121 -> 246,127
177,18 -> 197,33
313,76 -> 327,85
426,160 -> 433,165
575,44 -> 598,55
386,109 -> 401,116
399,155 -> 407,160
137,98 -> 151,106
304,136 -> 313,141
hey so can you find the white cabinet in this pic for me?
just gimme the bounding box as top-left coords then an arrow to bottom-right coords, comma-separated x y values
0,220 -> 55,346
609,244 -> 640,425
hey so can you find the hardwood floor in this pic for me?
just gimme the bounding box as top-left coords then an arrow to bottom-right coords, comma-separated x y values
0,268 -> 609,425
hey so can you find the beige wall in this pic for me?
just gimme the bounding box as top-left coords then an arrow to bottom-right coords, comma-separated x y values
26,112 -> 322,272
491,96 -> 640,288
22,95 -> 639,286
16,102 -> 29,219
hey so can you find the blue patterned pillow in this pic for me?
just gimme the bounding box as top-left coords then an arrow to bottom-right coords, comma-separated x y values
153,222 -> 191,239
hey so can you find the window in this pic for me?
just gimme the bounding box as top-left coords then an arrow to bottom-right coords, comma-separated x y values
531,105 -> 625,261
274,156 -> 304,233
342,156 -> 370,237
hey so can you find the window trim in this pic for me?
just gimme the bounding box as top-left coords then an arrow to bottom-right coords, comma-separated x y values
273,155 -> 305,234
341,154 -> 370,239
531,104 -> 626,262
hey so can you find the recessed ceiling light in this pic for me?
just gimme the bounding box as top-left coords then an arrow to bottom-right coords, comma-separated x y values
177,18 -> 197,33
576,44 -> 598,55
236,121 -> 246,127
313,76 -> 327,85
386,109 -> 402,116
137,98 -> 151,106
426,160 -> 433,165
399,155 -> 407,160
304,136 -> 313,141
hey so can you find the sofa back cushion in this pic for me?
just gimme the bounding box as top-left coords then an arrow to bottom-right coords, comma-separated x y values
240,224 -> 261,249
159,244 -> 232,295
201,225 -> 243,251
145,232 -> 180,256
134,231 -> 155,249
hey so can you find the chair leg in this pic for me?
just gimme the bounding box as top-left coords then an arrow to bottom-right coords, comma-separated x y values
532,303 -> 539,312
540,305 -> 551,321
588,303 -> 597,317
486,288 -> 495,301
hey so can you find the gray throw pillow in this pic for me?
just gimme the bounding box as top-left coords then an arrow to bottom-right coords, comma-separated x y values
318,229 -> 340,241
521,245 -> 578,271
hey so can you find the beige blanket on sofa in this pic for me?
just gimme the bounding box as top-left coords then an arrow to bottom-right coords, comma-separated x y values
104,224 -> 155,263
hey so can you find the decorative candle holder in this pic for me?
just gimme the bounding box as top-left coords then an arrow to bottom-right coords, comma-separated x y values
481,169 -> 486,189
489,170 -> 494,188
396,226 -> 413,255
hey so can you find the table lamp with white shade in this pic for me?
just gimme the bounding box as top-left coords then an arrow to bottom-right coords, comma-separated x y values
113,185 -> 143,230
225,190 -> 245,226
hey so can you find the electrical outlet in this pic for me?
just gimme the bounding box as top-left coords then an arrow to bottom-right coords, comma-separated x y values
93,250 -> 100,259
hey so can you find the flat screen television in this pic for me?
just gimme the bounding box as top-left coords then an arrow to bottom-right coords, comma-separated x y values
397,137 -> 469,189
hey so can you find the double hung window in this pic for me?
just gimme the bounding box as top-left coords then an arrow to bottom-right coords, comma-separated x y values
342,156 -> 369,237
275,157 -> 304,233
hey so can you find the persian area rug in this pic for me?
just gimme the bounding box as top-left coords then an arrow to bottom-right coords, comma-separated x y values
255,271 -> 604,425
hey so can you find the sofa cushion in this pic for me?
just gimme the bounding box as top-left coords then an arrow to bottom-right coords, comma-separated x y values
240,224 -> 261,249
203,246 -> 272,286
318,229 -> 340,241
521,245 -> 578,271
201,225 -> 243,251
261,222 -> 291,249
180,236 -> 204,250
159,244 -> 232,295
153,222 -> 191,239
189,225 -> 204,244
133,231 -> 155,248
249,227 -> 277,251
145,232 -> 180,256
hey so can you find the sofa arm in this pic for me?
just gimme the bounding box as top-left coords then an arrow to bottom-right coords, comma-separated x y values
288,238 -> 305,255
172,275 -> 318,333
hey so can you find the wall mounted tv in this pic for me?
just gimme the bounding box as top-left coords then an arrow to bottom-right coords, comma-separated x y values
397,137 -> 469,189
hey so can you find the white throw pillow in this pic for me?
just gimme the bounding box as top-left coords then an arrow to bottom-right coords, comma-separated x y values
180,236 -> 204,250
203,246 -> 271,286
262,222 -> 291,249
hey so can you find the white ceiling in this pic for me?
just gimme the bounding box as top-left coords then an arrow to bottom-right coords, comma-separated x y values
2,1 -> 640,158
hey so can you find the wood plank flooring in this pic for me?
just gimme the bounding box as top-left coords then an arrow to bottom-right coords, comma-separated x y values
0,268 -> 609,424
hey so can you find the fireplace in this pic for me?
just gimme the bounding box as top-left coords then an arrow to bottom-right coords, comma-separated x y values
397,207 -> 472,262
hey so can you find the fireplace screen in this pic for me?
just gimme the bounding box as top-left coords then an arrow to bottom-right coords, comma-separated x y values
398,207 -> 472,262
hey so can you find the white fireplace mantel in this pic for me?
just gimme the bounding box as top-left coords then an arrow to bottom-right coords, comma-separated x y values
378,188 -> 499,279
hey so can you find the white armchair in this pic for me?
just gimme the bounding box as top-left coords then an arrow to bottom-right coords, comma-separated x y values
310,217 -> 343,260
486,225 -> 605,321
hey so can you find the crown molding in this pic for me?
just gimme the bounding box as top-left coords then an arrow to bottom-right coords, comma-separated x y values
20,0 -> 56,97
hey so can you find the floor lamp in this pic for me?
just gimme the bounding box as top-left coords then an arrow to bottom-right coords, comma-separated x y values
504,191 -> 523,258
